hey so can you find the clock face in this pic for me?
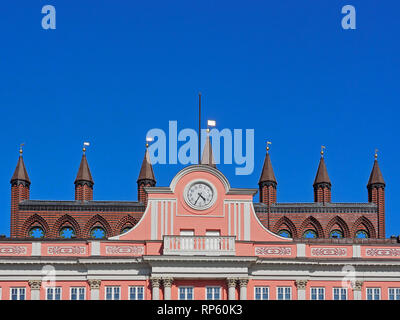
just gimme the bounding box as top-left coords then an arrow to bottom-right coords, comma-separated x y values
185,181 -> 216,210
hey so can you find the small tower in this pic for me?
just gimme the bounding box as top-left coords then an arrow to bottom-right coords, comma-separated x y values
74,145 -> 94,201
137,143 -> 156,206
10,145 -> 31,238
367,150 -> 385,238
313,146 -> 331,203
258,142 -> 277,206
201,135 -> 216,168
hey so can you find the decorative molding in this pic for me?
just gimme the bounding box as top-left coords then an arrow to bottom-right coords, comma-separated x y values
238,278 -> 249,287
162,278 -> 173,288
0,246 -> 27,255
105,245 -> 144,256
88,279 -> 101,289
255,246 -> 292,256
151,277 -> 161,288
226,278 -> 237,288
353,280 -> 363,291
295,279 -> 308,290
47,246 -> 86,255
365,248 -> 400,257
28,280 -> 42,290
311,247 -> 348,257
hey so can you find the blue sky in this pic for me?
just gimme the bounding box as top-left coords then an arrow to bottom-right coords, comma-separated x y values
0,0 -> 399,236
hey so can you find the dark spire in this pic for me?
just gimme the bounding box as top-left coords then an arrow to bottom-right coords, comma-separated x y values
367,152 -> 385,187
313,152 -> 331,187
258,144 -> 276,185
74,153 -> 94,186
137,147 -> 156,183
10,148 -> 30,186
201,135 -> 216,168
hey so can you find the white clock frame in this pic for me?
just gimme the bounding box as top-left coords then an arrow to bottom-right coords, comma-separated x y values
183,179 -> 218,211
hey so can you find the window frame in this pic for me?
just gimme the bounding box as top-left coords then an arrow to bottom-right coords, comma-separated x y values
310,287 -> 325,300
46,287 -> 62,300
388,288 -> 400,300
129,286 -> 144,300
332,287 -> 347,300
276,286 -> 291,300
205,286 -> 221,300
70,287 -> 86,300
366,287 -> 381,300
10,287 -> 26,300
254,286 -> 269,300
105,286 -> 121,300
178,286 -> 194,300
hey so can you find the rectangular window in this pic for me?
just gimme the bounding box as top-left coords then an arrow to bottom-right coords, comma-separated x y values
105,286 -> 120,300
311,287 -> 325,300
277,287 -> 291,300
129,286 -> 144,300
389,288 -> 400,300
254,287 -> 269,300
46,287 -> 62,300
206,287 -> 221,300
179,287 -> 194,300
366,288 -> 381,300
70,287 -> 86,300
333,287 -> 347,300
10,288 -> 25,300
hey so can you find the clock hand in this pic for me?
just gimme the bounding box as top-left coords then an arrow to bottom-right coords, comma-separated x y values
198,193 -> 206,201
194,194 -> 201,205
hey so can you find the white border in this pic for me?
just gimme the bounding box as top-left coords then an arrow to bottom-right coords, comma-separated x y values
183,179 -> 218,211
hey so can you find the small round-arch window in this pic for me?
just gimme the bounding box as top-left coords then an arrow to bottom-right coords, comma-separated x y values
355,230 -> 369,239
278,230 -> 292,238
29,226 -> 45,239
329,229 -> 343,238
121,226 -> 133,234
60,227 -> 76,239
303,230 -> 318,239
91,227 -> 106,239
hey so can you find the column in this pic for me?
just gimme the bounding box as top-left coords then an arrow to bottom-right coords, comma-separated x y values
239,278 -> 249,300
88,279 -> 101,300
151,277 -> 161,300
295,280 -> 308,300
28,280 -> 41,300
353,281 -> 363,300
163,278 -> 173,300
226,278 -> 237,300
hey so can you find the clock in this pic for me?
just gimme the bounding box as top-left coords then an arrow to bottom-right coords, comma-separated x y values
184,180 -> 217,210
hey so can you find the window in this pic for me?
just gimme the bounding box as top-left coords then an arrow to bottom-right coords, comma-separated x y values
46,287 -> 62,300
121,226 -> 133,234
303,230 -> 317,239
389,288 -> 400,300
129,286 -> 144,300
355,230 -> 369,239
29,226 -> 44,239
10,288 -> 25,300
91,227 -> 106,239
277,287 -> 291,300
206,287 -> 221,300
254,287 -> 269,300
60,227 -> 75,239
70,287 -> 85,300
329,230 -> 343,238
311,287 -> 325,300
179,287 -> 193,300
333,287 -> 347,300
278,230 -> 291,238
105,286 -> 120,300
366,288 -> 380,300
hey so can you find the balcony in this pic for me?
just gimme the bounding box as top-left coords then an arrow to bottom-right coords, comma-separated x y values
163,235 -> 236,256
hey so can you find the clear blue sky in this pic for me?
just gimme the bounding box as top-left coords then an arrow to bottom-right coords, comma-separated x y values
0,0 -> 399,237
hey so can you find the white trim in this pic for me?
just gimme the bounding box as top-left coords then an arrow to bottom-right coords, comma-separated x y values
178,286 -> 194,300
205,286 -> 221,300
46,287 -> 62,300
70,287 -> 86,300
254,286 -> 269,300
9,287 -> 26,300
105,286 -> 121,300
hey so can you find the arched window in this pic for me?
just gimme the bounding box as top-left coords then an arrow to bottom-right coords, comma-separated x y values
303,230 -> 317,239
278,230 -> 292,238
329,229 -> 343,239
59,226 -> 76,239
29,226 -> 45,239
91,227 -> 106,239
355,230 -> 369,239
121,226 -> 133,234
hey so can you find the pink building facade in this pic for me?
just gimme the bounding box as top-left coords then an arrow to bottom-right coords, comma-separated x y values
1,164 -> 400,301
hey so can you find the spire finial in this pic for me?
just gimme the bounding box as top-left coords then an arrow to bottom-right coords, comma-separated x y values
146,137 -> 153,149
266,141 -> 271,153
374,148 -> 378,160
83,142 -> 90,154
321,145 -> 326,157
19,143 -> 24,155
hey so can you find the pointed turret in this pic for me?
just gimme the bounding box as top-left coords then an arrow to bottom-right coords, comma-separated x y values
313,147 -> 331,203
10,146 -> 31,238
367,150 -> 385,238
74,146 -> 94,201
201,135 -> 216,168
137,146 -> 156,205
259,142 -> 277,205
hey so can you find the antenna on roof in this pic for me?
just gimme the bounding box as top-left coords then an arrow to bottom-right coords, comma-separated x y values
198,92 -> 201,164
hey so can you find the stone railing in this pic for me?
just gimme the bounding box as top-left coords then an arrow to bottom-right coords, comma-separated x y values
163,235 -> 236,256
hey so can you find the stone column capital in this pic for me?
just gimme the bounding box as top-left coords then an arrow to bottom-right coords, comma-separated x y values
88,279 -> 101,289
162,277 -> 174,288
28,280 -> 42,290
226,278 -> 237,288
151,277 -> 162,288
352,280 -> 363,291
238,278 -> 249,287
295,279 -> 308,290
